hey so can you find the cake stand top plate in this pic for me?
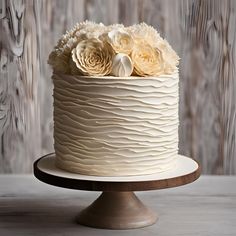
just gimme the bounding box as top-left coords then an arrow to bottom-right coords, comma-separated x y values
34,153 -> 200,191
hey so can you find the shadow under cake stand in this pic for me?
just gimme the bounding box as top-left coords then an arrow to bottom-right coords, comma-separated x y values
34,153 -> 200,229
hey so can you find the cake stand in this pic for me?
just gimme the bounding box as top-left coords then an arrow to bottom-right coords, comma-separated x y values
34,153 -> 200,229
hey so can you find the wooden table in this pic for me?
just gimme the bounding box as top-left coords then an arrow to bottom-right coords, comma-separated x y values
0,175 -> 235,236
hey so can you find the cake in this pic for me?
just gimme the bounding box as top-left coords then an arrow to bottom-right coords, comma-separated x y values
48,21 -> 180,176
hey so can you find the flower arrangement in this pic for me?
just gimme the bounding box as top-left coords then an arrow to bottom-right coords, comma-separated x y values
48,21 -> 179,77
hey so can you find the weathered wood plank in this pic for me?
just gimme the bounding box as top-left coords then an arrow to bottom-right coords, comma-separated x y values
84,0 -> 119,24
0,0 -> 236,174
176,0 -> 236,174
118,0 -> 139,25
0,0 -> 42,173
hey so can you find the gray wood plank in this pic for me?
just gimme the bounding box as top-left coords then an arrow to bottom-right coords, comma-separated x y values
0,0 -> 236,174
0,0 -> 42,173
84,0 -> 119,24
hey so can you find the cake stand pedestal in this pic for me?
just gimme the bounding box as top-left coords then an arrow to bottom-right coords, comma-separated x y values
34,153 -> 200,229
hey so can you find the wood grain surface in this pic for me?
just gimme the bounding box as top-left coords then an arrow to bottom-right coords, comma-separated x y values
0,0 -> 235,174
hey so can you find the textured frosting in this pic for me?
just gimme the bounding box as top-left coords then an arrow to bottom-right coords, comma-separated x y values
53,73 -> 179,176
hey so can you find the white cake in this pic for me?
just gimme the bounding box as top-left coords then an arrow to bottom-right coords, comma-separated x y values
48,21 -> 180,176
53,73 -> 179,176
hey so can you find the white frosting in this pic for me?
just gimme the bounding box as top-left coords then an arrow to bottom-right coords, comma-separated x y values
111,53 -> 133,77
53,73 -> 179,176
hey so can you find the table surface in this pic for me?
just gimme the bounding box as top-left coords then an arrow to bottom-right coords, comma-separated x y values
0,175 -> 235,236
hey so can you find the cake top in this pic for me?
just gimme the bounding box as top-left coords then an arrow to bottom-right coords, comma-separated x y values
48,21 -> 179,77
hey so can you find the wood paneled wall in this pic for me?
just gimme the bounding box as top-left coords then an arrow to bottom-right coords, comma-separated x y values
0,0 -> 235,174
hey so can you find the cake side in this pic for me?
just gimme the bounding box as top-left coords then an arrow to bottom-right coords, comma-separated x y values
53,73 -> 179,176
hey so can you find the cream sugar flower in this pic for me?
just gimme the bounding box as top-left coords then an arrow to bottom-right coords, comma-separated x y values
48,21 -> 106,73
48,21 -> 179,76
128,23 -> 179,74
131,39 -> 164,76
102,29 -> 134,54
156,39 -> 180,74
71,38 -> 115,76
48,37 -> 78,73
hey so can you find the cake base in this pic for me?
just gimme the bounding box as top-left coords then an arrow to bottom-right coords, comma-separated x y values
34,153 -> 200,229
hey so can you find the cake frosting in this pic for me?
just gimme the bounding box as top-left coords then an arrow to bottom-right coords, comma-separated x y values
48,21 -> 180,177
53,73 -> 179,176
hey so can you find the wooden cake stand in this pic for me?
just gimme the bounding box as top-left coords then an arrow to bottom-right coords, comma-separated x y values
34,153 -> 200,229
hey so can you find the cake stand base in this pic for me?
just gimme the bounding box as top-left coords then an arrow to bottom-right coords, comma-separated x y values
76,191 -> 157,229
34,153 -> 200,229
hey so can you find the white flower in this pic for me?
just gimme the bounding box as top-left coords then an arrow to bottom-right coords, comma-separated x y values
102,29 -> 134,54
74,22 -> 106,39
48,37 -> 78,73
71,38 -> 115,76
156,39 -> 180,74
111,53 -> 133,77
127,23 -> 162,47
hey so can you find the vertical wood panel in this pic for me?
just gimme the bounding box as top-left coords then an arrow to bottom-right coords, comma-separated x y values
84,0 -> 119,24
0,0 -> 235,174
0,0 -> 41,172
118,0 -> 139,25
